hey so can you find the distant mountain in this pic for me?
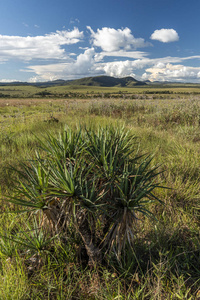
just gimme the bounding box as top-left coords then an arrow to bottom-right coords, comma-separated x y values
64,75 -> 146,87
1,76 -> 200,88
0,76 -> 146,87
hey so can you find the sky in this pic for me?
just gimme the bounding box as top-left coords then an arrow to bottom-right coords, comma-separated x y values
0,0 -> 200,83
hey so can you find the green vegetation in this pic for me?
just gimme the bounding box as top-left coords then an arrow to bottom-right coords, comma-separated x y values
0,92 -> 200,299
1,79 -> 200,99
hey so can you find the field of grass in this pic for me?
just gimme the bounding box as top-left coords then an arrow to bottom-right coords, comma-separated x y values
1,83 -> 200,99
0,92 -> 200,299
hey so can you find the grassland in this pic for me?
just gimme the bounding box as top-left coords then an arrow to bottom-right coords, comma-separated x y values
0,87 -> 200,299
1,83 -> 200,98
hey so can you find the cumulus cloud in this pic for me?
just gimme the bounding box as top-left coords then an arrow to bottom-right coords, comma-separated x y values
0,28 -> 83,61
100,55 -> 200,80
102,61 -> 136,78
87,26 -> 150,51
100,56 -> 183,78
1,25 -> 199,83
26,48 -> 101,81
99,58 -> 153,78
26,52 -> 200,82
150,29 -> 179,43
72,48 -> 96,75
143,63 -> 200,82
99,58 -> 164,78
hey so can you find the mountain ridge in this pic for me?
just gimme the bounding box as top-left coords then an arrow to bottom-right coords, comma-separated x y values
0,76 -> 199,88
0,75 -> 146,87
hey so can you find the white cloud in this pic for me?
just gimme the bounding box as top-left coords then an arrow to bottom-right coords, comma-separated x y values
26,63 -> 68,81
72,48 -> 96,75
25,51 -> 200,82
0,28 -> 84,61
103,61 -> 136,77
27,52 -> 151,81
0,78 -> 18,82
99,55 -> 200,80
26,48 -> 101,81
87,26 -> 150,51
143,63 -> 200,82
100,56 -> 182,78
94,50 -> 148,62
141,73 -> 149,81
99,59 -> 153,78
150,29 -> 179,43
0,24 -> 200,83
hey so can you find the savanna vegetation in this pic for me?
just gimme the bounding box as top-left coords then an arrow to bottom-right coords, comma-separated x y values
0,88 -> 200,299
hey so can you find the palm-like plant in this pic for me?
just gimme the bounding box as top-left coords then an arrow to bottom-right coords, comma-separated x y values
37,125 -> 85,162
85,125 -> 138,180
103,156 -> 163,259
5,125 -> 164,267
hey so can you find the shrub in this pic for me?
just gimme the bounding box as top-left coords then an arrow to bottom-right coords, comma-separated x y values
5,125 -> 164,267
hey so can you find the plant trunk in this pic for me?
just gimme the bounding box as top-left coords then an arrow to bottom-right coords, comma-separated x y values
43,199 -> 68,234
78,219 -> 102,268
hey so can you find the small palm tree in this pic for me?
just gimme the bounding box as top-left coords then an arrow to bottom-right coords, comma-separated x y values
5,125 -> 164,267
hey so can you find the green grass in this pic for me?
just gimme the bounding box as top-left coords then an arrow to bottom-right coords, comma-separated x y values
0,94 -> 200,299
1,83 -> 200,98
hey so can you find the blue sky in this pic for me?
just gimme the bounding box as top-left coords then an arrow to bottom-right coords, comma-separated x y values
0,0 -> 200,82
